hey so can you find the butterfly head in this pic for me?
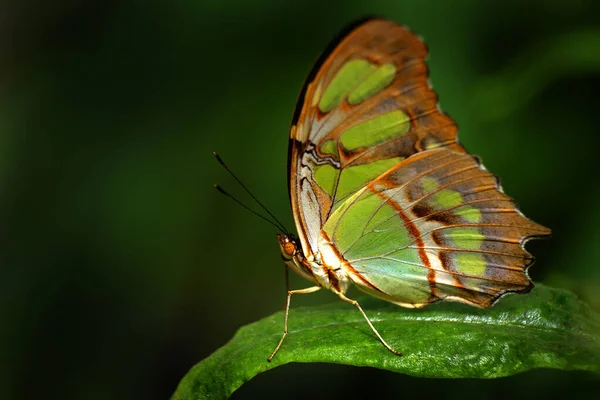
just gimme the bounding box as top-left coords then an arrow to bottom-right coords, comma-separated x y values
277,233 -> 300,261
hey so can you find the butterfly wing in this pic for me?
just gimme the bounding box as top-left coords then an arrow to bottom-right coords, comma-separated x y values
318,148 -> 550,308
289,19 -> 463,259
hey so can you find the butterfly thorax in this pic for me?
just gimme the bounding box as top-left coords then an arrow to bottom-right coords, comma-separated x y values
278,233 -> 350,293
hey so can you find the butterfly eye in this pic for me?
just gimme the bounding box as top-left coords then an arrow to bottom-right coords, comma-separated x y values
283,242 -> 296,256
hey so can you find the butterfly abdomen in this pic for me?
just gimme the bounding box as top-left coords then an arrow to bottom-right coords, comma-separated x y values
315,231 -> 353,294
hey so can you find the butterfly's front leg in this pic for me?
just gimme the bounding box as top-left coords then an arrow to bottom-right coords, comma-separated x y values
280,263 -> 290,311
337,292 -> 403,356
268,286 -> 322,362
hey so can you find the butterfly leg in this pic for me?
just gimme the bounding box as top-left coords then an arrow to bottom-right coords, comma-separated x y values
337,292 -> 403,356
268,286 -> 322,362
280,265 -> 290,311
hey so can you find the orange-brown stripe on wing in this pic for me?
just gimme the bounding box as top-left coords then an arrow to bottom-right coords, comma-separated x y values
371,187 -> 439,302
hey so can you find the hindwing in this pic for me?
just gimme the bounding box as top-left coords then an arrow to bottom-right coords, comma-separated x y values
319,148 -> 550,307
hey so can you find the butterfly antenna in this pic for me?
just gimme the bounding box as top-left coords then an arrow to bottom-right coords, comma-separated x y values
213,152 -> 289,233
214,184 -> 285,233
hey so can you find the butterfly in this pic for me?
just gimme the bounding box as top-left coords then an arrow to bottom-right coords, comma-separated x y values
270,18 -> 551,360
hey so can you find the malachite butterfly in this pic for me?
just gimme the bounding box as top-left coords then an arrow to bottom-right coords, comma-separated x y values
269,18 -> 551,360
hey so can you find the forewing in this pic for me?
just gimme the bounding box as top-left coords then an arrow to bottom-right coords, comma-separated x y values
289,19 -> 464,257
319,148 -> 550,308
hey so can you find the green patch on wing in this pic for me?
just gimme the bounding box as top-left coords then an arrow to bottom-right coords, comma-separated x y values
420,176 -> 439,193
340,111 -> 411,150
313,164 -> 338,196
453,252 -> 487,275
348,63 -> 396,105
324,185 -> 431,305
313,157 -> 402,199
454,206 -> 482,223
318,59 -> 377,112
447,227 -> 485,250
324,191 -> 412,256
322,183 -> 429,305
324,192 -> 383,253
363,197 -> 397,232
319,140 -> 338,157
431,189 -> 462,208
337,157 -> 402,199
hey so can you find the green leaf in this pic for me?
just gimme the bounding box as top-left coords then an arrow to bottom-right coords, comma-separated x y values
172,285 -> 600,399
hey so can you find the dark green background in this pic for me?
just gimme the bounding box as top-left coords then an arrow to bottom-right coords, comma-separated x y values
2,1 -> 599,399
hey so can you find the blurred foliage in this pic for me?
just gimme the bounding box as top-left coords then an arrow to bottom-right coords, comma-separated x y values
1,0 -> 599,399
